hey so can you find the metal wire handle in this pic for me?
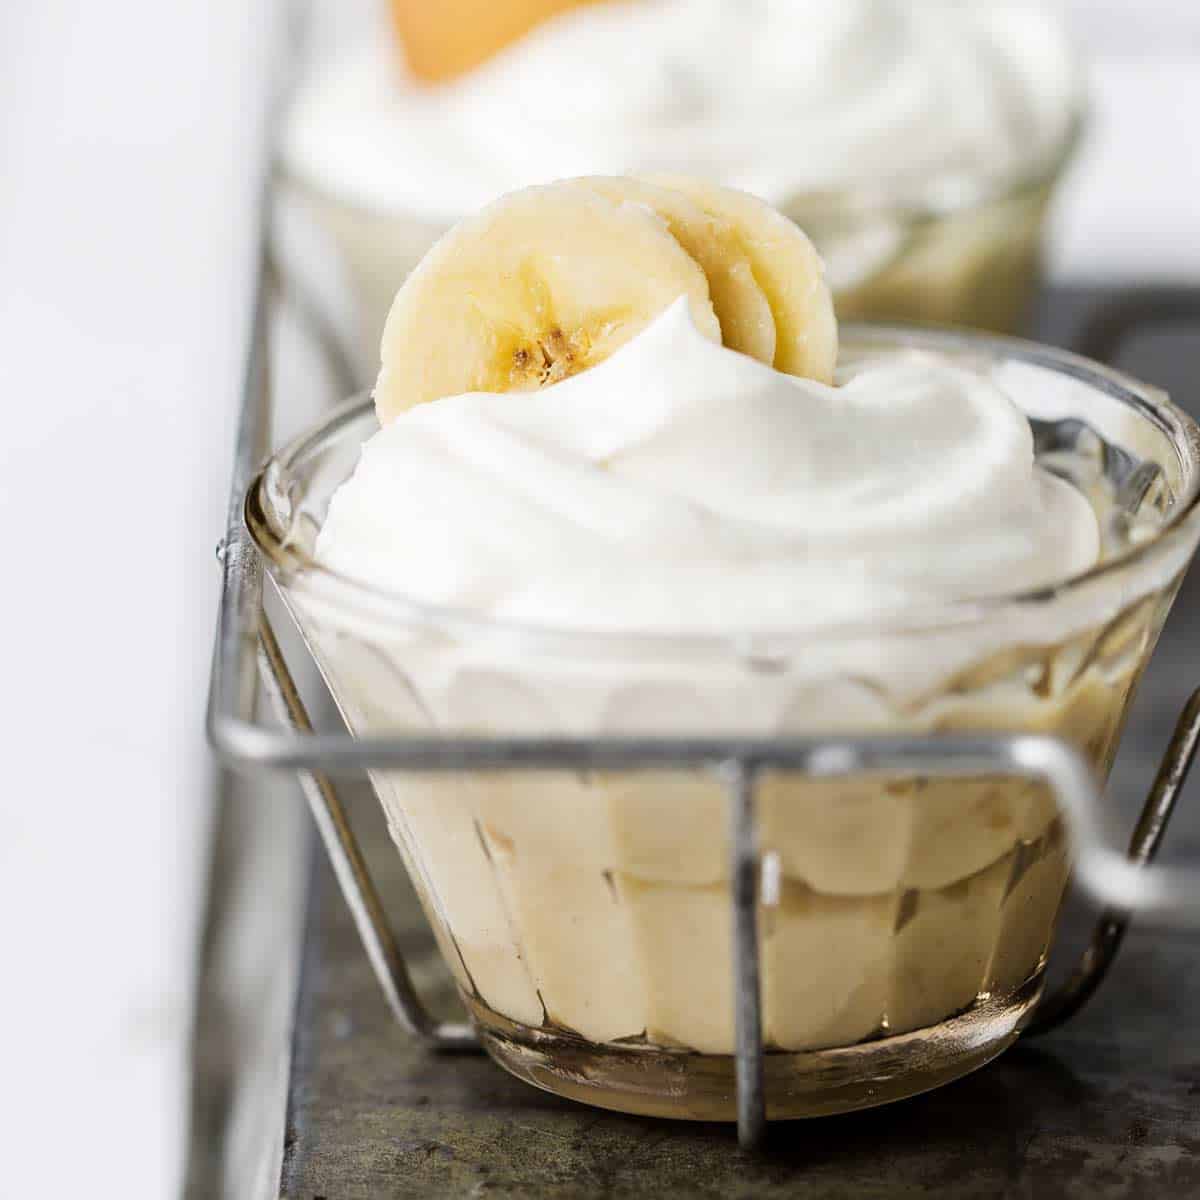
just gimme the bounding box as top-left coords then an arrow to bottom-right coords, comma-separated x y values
238,592 -> 1199,1150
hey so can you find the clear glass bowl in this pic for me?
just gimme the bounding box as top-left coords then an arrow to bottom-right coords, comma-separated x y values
247,327 -> 1200,1121
279,114 -> 1081,373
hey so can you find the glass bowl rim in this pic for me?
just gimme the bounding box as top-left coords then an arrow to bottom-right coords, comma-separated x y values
246,322 -> 1200,657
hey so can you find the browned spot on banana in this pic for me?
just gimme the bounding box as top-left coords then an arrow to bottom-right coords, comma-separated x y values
375,179 -> 722,419
509,327 -> 594,389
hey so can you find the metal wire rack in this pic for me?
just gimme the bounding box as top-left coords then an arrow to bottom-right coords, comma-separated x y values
208,252 -> 1200,1150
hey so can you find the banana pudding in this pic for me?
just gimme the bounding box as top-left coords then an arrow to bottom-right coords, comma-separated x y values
282,0 -> 1081,370
252,178 -> 1200,1120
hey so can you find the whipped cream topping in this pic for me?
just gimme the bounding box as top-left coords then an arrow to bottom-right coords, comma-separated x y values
315,300 -> 1099,634
284,0 -> 1080,223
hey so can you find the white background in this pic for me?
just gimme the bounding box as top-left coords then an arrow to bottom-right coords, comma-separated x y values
1051,0 -> 1200,280
0,4 -> 278,1198
0,3 -> 1196,1198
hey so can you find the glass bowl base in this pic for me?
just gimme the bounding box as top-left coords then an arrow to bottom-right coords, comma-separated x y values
468,973 -> 1043,1122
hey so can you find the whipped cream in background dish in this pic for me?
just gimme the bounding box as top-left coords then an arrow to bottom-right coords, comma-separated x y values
282,1 -> 1083,368
284,0 -> 1080,223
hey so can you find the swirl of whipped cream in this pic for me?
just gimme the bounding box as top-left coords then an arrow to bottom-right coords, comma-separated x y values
316,300 -> 1099,634
284,0 -> 1080,222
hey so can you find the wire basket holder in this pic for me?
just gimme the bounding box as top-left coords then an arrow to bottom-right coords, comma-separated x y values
208,256 -> 1200,1150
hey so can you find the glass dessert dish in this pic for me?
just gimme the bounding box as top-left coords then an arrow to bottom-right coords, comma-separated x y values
283,129 -> 1079,374
245,326 -> 1200,1123
279,2 -> 1084,374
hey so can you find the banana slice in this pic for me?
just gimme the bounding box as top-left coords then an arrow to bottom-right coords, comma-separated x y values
570,177 -> 776,366
647,175 -> 838,383
376,182 -> 721,422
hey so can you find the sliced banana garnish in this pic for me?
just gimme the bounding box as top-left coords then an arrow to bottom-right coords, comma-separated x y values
648,174 -> 838,383
375,176 -> 838,421
569,176 -> 777,367
376,182 -> 721,422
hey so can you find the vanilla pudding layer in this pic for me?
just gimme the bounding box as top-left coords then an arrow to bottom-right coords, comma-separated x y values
298,313 -> 1182,1054
310,598 -> 1162,1053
